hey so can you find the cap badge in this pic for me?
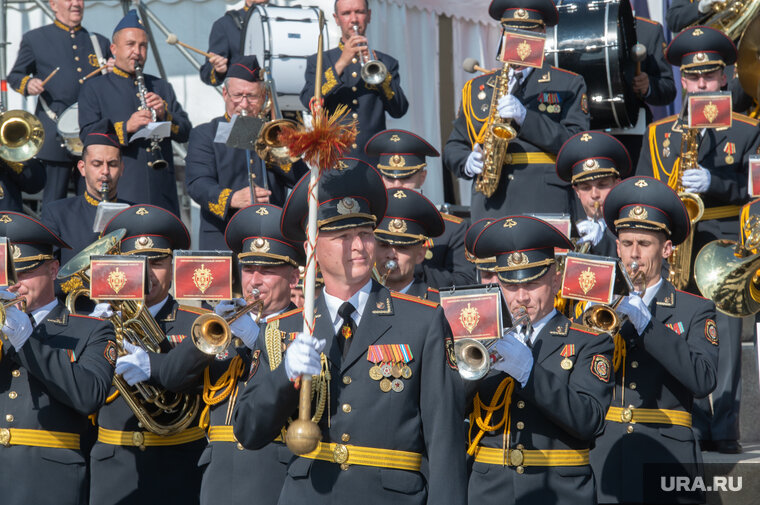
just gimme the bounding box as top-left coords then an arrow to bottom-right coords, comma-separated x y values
390,134 -> 401,143
388,219 -> 408,234
634,179 -> 648,188
515,8 -> 528,19
583,159 -> 599,171
580,133 -> 592,142
507,251 -> 529,267
136,207 -> 149,216
135,236 -> 154,249
0,215 -> 11,223
11,244 -> 21,259
337,197 -> 359,215
389,154 -> 406,168
250,238 -> 271,253
629,206 -> 648,220
393,190 -> 407,199
503,218 -> 517,228
336,160 -> 349,171
692,28 -> 703,36
694,52 -> 707,62
255,207 -> 269,216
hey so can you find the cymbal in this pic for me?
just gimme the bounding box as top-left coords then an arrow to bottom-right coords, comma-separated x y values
737,15 -> 760,101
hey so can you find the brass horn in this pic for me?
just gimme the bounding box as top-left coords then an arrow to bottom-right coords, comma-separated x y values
191,289 -> 264,355
691,0 -> 760,42
352,24 -> 388,86
0,296 -> 27,326
582,261 -> 646,334
254,119 -> 302,166
372,259 -> 397,285
0,110 -> 44,162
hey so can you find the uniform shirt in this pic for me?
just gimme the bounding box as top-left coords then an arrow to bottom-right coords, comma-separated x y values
199,6 -> 248,86
322,279 -> 372,333
517,308 -> 556,347
7,20 -> 111,162
30,299 -> 59,326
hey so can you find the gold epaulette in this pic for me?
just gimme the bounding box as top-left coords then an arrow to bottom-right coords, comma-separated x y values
178,304 -> 209,315
732,112 -> 759,126
550,66 -> 580,77
390,291 -> 439,308
635,16 -> 659,26
441,213 -> 463,224
269,307 -> 303,322
651,114 -> 678,127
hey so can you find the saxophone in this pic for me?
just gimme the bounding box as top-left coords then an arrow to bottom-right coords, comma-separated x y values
474,61 -> 517,198
134,64 -> 168,171
668,126 -> 705,289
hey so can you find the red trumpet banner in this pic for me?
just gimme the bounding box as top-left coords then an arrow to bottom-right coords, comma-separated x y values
439,291 -> 503,341
529,214 -> 572,254
561,255 -> 617,304
748,155 -> 760,198
688,92 -> 732,129
90,257 -> 146,300
0,238 -> 15,287
173,254 -> 232,301
499,28 -> 546,69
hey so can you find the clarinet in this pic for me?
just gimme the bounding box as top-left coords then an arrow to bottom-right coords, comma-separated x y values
134,64 -> 168,170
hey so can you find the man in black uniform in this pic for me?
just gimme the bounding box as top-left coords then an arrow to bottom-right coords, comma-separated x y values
159,203 -> 304,505
200,0 -> 269,86
636,26 -> 760,453
186,55 -> 307,249
233,158 -> 467,505
374,188 -> 444,301
444,0 -> 589,221
464,218 -> 500,285
466,216 -> 614,505
79,10 -> 192,215
556,131 -> 632,258
0,158 -> 46,212
300,0 -> 409,162
591,176 -> 719,504
88,205 -> 208,505
0,211 -> 116,505
7,0 -> 111,205
366,129 -> 476,288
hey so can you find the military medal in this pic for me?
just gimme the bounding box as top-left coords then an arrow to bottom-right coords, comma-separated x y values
555,105 -> 561,113
391,379 -> 404,392
391,364 -> 403,378
369,366 -> 383,380
367,346 -> 384,380
560,344 -> 575,371
724,142 -> 736,164
380,363 -> 393,377
477,84 -> 486,101
663,133 -> 671,158
561,358 -> 573,370
379,378 -> 392,392
368,344 -> 414,388
401,365 -> 412,379
539,103 -> 546,111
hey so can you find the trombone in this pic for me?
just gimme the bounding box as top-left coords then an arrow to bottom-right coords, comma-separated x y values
352,24 -> 388,86
191,288 -> 264,354
455,307 -> 530,381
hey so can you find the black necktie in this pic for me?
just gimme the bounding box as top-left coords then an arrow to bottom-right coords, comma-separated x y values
337,302 -> 356,358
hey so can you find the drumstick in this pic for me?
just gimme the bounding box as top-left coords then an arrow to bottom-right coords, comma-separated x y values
463,58 -> 489,74
41,67 -> 60,86
631,44 -> 647,76
79,65 -> 109,84
166,34 -> 212,59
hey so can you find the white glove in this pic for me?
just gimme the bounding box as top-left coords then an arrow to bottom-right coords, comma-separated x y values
698,0 -> 722,13
682,168 -> 711,193
491,331 -> 534,387
576,218 -> 606,247
284,332 -> 325,381
215,298 -> 260,349
464,145 -> 484,178
3,305 -> 33,351
497,94 -> 527,126
0,288 -> 16,301
115,341 -> 151,385
616,295 -> 652,335
89,302 -> 114,319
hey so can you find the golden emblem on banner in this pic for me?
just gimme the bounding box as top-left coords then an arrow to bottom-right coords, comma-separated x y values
107,267 -> 128,294
192,264 -> 213,294
459,302 -> 480,334
703,101 -> 718,123
517,40 -> 532,61
579,267 -> 596,295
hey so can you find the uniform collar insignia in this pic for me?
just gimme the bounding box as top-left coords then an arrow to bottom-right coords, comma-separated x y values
537,72 -> 551,83
54,19 -> 82,32
549,323 -> 569,336
371,296 -> 393,315
656,292 -> 675,306
655,283 -> 676,307
83,191 -> 100,207
112,66 -> 131,79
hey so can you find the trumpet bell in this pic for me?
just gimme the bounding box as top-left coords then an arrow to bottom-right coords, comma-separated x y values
191,313 -> 233,355
0,110 -> 45,162
492,122 -> 517,141
694,239 -> 760,317
582,304 -> 622,334
254,119 -> 301,165
361,59 -> 388,86
454,339 -> 491,381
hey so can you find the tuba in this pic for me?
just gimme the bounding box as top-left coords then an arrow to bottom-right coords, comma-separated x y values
690,0 -> 760,41
474,61 -> 517,198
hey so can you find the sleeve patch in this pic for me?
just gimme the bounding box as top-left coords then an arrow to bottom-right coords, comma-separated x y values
445,337 -> 458,371
705,319 -> 718,345
581,93 -> 589,114
208,188 -> 232,218
590,354 -> 611,382
104,341 -> 118,367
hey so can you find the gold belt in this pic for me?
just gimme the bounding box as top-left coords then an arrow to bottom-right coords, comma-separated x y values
300,441 -> 422,471
0,428 -> 80,449
606,406 -> 692,428
207,425 -> 282,444
98,426 -> 206,448
473,445 -> 589,467
701,205 -> 742,221
505,152 -> 556,165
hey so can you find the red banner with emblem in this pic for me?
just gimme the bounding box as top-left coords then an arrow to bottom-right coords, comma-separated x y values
499,28 -> 546,69
749,155 -> 760,197
688,92 -> 732,129
0,238 -> 16,287
90,256 -> 146,300
561,254 -> 617,304
173,251 -> 233,301
439,288 -> 503,341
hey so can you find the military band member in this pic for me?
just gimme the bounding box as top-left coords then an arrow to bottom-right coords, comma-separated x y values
0,158 -> 46,212
300,0 -> 409,162
200,0 -> 269,86
159,203 -> 304,505
636,26 -> 760,453
367,129 -> 477,289
444,0 -> 589,221
0,212 -> 116,505
79,10 -> 192,215
374,188 -> 444,301
88,205 -> 207,505
233,158 -> 467,505
464,218 -> 500,285
7,0 -> 112,205
186,55 -> 308,249
556,131 -> 632,258
466,216 -> 613,505
591,176 -> 719,504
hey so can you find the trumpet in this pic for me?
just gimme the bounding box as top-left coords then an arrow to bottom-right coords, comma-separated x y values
0,296 -> 27,326
372,259 -> 398,285
582,261 -> 646,334
352,25 -> 388,86
191,288 -> 264,355
455,307 -> 530,381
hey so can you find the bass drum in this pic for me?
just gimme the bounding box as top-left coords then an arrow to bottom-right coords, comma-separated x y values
545,0 -> 637,129
57,103 -> 83,157
242,5 -> 325,111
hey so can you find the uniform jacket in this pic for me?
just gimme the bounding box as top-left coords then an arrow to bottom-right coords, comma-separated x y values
590,280 -> 719,504
159,304 -> 299,505
0,159 -> 46,211
200,7 -> 248,86
185,115 -> 309,249
444,63 -> 589,221
0,303 -> 115,505
635,17 -> 677,111
7,21 -> 111,162
467,312 -> 614,505
78,68 -> 192,215
233,281 -> 467,505
89,297 -> 206,505
405,279 -> 440,303
415,213 -> 476,289
300,46 -> 409,163
665,0 -> 701,33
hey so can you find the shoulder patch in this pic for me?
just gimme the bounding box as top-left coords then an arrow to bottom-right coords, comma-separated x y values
441,213 -> 464,224
570,322 -> 603,335
635,16 -> 659,26
675,289 -> 708,301
590,354 -> 611,382
270,307 -> 304,321
550,65 -> 580,77
731,112 -> 759,127
104,341 -> 118,367
248,349 -> 261,380
70,314 -> 105,322
445,336 -> 458,371
705,319 -> 718,346
177,304 -> 209,315
427,287 -> 440,294
652,114 -> 678,127
390,291 -> 439,308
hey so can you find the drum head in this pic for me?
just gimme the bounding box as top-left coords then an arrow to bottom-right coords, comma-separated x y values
57,103 -> 80,136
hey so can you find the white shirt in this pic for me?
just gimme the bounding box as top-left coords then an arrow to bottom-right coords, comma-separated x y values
641,277 -> 664,308
322,280 -> 372,335
515,308 -> 557,347
148,296 -> 169,319
399,280 -> 415,295
508,67 -> 534,91
31,299 -> 59,326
